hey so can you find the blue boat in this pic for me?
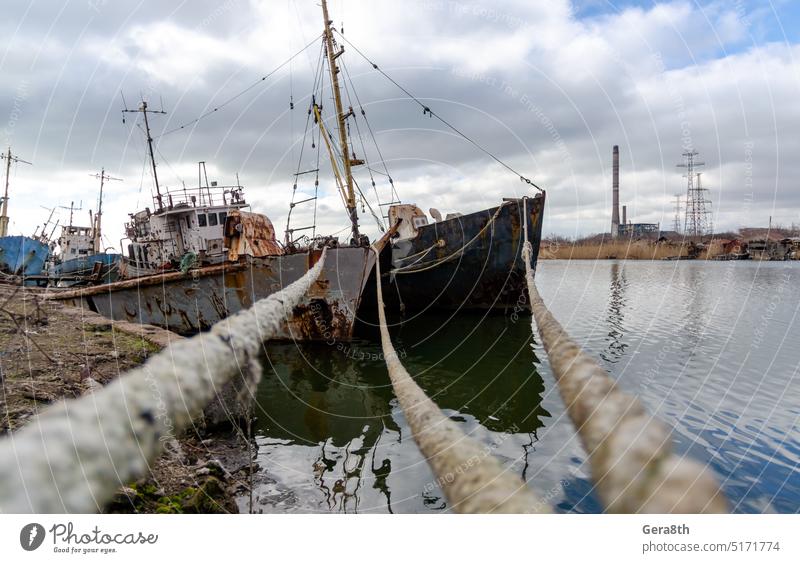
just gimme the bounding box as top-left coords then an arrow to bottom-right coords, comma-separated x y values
50,252 -> 121,286
46,169 -> 124,287
0,235 -> 50,281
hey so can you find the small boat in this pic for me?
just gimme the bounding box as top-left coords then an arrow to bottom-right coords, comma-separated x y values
47,171 -> 122,287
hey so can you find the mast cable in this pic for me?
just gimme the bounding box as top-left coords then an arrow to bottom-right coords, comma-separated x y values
155,34 -> 322,140
333,30 -> 542,192
339,60 -> 385,230
340,57 -> 400,205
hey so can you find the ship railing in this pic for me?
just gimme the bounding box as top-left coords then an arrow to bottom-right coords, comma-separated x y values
158,184 -> 247,211
0,249 -> 328,513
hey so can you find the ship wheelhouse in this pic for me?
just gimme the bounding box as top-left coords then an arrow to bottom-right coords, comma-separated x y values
122,166 -> 251,275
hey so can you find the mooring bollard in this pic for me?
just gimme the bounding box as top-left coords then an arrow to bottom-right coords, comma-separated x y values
521,238 -> 727,513
373,247 -> 549,513
0,249 -> 328,513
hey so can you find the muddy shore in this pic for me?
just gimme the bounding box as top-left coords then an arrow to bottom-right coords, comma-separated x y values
0,284 -> 254,513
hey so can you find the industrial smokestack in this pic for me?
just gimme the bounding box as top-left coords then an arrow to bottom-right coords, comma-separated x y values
611,145 -> 620,238
622,205 -> 627,226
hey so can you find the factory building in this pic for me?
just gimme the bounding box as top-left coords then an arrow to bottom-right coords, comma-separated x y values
610,145 -> 660,238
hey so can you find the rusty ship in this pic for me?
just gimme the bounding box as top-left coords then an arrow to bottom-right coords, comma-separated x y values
54,160 -> 387,340
53,138 -> 385,341
282,0 -> 546,319
377,195 -> 545,314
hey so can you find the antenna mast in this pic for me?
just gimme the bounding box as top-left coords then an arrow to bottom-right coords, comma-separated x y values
320,0 -> 361,243
88,168 -> 122,252
123,99 -> 167,211
0,147 -> 33,237
59,201 -> 83,229
36,206 -> 56,242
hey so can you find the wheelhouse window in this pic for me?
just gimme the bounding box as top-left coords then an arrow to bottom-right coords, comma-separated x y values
208,213 -> 218,226
198,214 -> 207,227
218,212 -> 227,225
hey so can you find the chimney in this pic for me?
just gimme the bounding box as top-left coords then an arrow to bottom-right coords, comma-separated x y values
622,205 -> 627,226
611,145 -> 620,238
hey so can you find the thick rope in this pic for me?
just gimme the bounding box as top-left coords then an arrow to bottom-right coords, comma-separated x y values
520,234 -> 727,513
0,249 -> 328,513
373,247 -> 548,513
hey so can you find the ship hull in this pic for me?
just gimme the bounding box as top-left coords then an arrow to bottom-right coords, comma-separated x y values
382,195 -> 544,313
52,246 -> 376,342
0,236 -> 49,282
50,253 -> 121,286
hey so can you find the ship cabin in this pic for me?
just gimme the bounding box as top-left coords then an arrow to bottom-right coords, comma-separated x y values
123,180 -> 249,276
57,225 -> 95,259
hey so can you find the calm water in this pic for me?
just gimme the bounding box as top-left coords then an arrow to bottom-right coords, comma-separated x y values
243,260 -> 800,513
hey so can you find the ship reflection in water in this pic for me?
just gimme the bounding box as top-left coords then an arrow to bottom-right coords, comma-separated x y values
245,312 -> 551,514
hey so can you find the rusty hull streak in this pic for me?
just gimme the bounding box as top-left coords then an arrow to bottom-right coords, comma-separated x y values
48,261 -> 247,300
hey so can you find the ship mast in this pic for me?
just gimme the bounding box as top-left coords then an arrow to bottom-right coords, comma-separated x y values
320,0 -> 360,243
0,147 -> 32,237
123,100 -> 166,211
89,168 -> 122,252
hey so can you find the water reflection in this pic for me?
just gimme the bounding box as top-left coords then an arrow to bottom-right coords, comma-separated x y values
250,312 -> 550,513
600,261 -> 628,363
535,261 -> 800,514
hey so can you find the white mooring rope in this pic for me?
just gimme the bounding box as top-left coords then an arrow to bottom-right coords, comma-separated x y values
373,246 -> 549,513
0,249 -> 328,513
520,197 -> 727,513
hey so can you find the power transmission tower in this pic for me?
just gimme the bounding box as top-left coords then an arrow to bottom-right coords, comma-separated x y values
677,150 -> 712,237
695,172 -> 713,235
672,193 -> 682,233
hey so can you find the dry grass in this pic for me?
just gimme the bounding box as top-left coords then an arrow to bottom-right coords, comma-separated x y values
540,240 -> 689,260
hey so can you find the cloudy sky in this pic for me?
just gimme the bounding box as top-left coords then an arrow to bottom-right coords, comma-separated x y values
1,0 -> 798,246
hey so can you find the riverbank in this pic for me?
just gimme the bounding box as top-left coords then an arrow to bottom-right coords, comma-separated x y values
539,240 -> 688,260
0,284 -> 253,513
540,229 -> 800,261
